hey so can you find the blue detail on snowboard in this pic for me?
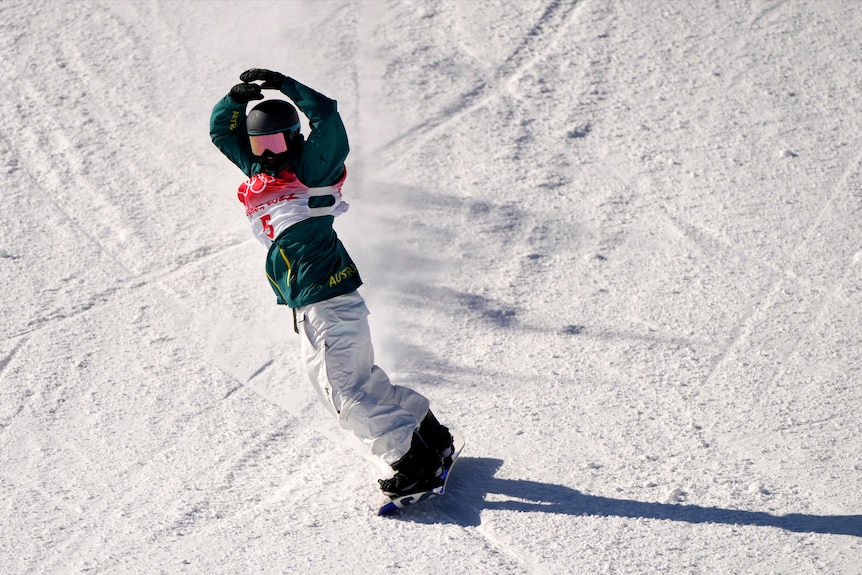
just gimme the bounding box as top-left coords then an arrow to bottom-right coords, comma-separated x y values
377,431 -> 465,516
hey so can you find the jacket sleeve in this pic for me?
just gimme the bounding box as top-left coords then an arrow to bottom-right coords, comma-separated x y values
210,94 -> 256,177
279,77 -> 350,187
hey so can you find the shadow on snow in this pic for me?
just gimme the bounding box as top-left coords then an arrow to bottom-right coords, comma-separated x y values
390,457 -> 862,537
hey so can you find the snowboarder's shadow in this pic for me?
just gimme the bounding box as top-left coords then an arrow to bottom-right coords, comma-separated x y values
401,457 -> 862,537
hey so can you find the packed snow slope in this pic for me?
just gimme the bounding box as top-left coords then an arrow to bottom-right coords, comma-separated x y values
2,0 -> 861,573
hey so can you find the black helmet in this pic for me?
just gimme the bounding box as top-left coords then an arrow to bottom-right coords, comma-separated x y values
247,99 -> 300,135
246,100 -> 301,157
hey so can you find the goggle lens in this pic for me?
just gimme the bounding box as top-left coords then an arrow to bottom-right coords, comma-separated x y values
250,133 -> 289,156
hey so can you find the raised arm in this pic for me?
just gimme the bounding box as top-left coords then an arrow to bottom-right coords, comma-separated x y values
209,82 -> 266,177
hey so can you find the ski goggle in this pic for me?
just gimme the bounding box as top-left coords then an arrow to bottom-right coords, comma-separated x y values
249,123 -> 301,156
249,132 -> 289,156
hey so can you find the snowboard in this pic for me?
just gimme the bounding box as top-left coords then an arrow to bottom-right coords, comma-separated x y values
377,431 -> 465,516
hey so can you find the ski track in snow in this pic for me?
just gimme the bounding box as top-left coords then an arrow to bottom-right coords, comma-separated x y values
1,238 -> 253,343
701,148 -> 862,398
2,0 -> 862,574
376,0 -> 588,162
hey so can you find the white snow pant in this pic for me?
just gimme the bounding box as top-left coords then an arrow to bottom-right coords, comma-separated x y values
296,291 -> 430,465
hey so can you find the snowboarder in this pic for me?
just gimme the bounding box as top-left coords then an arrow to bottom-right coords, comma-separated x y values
210,69 -> 454,498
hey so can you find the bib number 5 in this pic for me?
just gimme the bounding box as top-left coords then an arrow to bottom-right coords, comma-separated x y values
260,214 -> 275,239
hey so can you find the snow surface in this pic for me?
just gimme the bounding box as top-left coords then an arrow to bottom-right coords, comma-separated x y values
1,0 -> 861,573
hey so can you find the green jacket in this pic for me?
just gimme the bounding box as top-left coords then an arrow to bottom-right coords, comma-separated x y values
210,77 -> 362,308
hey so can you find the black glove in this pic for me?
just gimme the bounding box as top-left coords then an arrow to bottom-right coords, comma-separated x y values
240,68 -> 287,89
229,82 -> 263,104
